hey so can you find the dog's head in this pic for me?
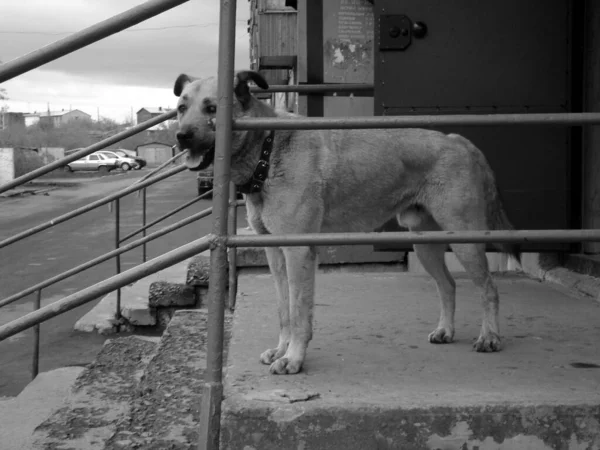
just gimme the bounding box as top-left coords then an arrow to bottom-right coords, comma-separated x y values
173,70 -> 269,171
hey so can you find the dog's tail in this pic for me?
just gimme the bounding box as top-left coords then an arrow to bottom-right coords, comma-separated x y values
485,175 -> 521,267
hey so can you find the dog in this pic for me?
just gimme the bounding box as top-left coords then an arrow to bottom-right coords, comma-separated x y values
173,70 -> 519,375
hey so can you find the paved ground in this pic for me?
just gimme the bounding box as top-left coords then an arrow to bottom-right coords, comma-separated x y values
221,270 -> 600,449
0,169 -> 247,396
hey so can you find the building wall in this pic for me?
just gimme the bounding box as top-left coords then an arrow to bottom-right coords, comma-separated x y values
0,148 -> 15,184
137,110 -> 154,125
1,112 -> 25,130
583,0 -> 600,253
136,144 -> 173,166
61,110 -> 91,125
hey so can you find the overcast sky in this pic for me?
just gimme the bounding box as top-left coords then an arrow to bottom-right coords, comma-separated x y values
0,0 -> 250,123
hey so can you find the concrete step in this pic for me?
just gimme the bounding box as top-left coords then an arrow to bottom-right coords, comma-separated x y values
75,258 -> 200,334
103,310 -> 233,449
0,367 -> 84,450
32,336 -> 158,450
221,270 -> 600,449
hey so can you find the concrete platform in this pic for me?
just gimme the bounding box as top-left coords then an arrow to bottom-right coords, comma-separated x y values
222,270 -> 600,449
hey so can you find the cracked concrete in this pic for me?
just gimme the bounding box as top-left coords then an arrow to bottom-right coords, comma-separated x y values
221,270 -> 600,449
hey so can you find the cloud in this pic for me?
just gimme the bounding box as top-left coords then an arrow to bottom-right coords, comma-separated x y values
0,0 -> 251,121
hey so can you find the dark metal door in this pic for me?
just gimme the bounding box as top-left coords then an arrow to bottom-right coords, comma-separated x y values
374,0 -> 579,252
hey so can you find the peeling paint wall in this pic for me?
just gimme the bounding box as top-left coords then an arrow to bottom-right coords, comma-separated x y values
323,0 -> 373,84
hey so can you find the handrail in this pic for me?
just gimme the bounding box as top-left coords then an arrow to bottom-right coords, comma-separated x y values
121,189 -> 213,243
0,111 -> 176,194
251,83 -> 374,94
0,0 -> 189,83
133,148 -> 187,186
0,164 -> 185,249
233,112 -> 600,130
226,229 -> 600,248
0,205 -> 214,308
0,235 -> 213,341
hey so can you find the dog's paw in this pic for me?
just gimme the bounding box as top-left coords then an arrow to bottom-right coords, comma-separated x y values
428,327 -> 454,344
269,357 -> 303,375
259,348 -> 282,365
473,332 -> 502,352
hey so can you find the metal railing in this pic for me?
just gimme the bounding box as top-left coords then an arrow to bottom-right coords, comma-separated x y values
0,0 -> 599,449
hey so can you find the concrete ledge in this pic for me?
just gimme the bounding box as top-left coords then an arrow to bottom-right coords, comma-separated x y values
75,259 -> 193,334
222,271 -> 600,449
33,336 -> 157,449
104,310 -> 233,449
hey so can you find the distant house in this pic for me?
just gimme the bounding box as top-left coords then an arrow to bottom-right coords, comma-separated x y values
135,141 -> 174,166
136,107 -> 171,125
23,113 -> 40,127
0,112 -> 25,130
39,109 -> 91,128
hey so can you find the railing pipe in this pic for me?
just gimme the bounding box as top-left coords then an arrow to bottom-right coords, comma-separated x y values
0,206 -> 214,309
115,199 -> 122,320
198,0 -> 237,448
0,111 -> 176,195
133,148 -> 187,187
0,164 -> 185,249
0,235 -> 213,342
31,289 -> 42,379
233,112 -> 600,131
0,0 -> 189,83
142,188 -> 148,262
121,189 -> 213,243
250,84 -> 373,94
227,183 -> 238,311
227,229 -> 600,248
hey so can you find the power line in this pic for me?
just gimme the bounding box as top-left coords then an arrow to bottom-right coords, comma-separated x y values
0,21 -> 248,36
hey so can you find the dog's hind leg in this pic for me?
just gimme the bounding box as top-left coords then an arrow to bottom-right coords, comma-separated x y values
260,247 -> 291,365
269,246 -> 317,375
405,214 -> 457,344
449,242 -> 501,352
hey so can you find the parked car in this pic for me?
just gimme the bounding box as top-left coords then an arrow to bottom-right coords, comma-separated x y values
99,150 -> 140,171
65,152 -> 118,173
109,149 -> 147,170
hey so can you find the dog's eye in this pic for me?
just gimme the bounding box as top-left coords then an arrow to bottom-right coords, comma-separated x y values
206,105 -> 216,114
177,104 -> 186,114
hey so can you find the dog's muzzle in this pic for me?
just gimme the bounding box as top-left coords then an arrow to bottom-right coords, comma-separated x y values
185,147 -> 215,171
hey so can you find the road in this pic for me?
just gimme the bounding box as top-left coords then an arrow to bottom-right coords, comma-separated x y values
0,169 -> 247,396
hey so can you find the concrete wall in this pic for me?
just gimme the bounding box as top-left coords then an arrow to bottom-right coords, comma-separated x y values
39,147 -> 65,165
137,144 -> 172,166
0,148 -> 15,184
13,148 -> 45,178
0,148 -> 46,182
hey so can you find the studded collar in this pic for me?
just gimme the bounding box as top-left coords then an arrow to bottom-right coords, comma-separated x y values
237,131 -> 275,194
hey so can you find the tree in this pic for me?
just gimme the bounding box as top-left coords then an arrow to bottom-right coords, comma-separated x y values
0,60 -> 7,102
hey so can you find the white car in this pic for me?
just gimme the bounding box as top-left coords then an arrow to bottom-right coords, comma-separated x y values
99,150 -> 139,171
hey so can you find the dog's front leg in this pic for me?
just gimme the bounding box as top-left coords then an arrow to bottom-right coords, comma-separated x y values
269,246 -> 317,375
260,246 -> 290,365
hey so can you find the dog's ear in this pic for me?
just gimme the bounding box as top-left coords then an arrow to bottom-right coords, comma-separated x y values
174,73 -> 198,97
234,70 -> 269,107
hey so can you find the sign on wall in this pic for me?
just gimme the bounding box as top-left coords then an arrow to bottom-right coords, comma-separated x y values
323,0 -> 374,84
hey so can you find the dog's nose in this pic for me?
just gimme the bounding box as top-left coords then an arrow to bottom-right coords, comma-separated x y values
176,131 -> 194,147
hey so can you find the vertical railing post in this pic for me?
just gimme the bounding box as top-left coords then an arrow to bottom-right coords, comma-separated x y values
227,183 -> 238,311
31,289 -> 42,379
142,187 -> 148,262
197,0 -> 237,449
115,198 -> 122,320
